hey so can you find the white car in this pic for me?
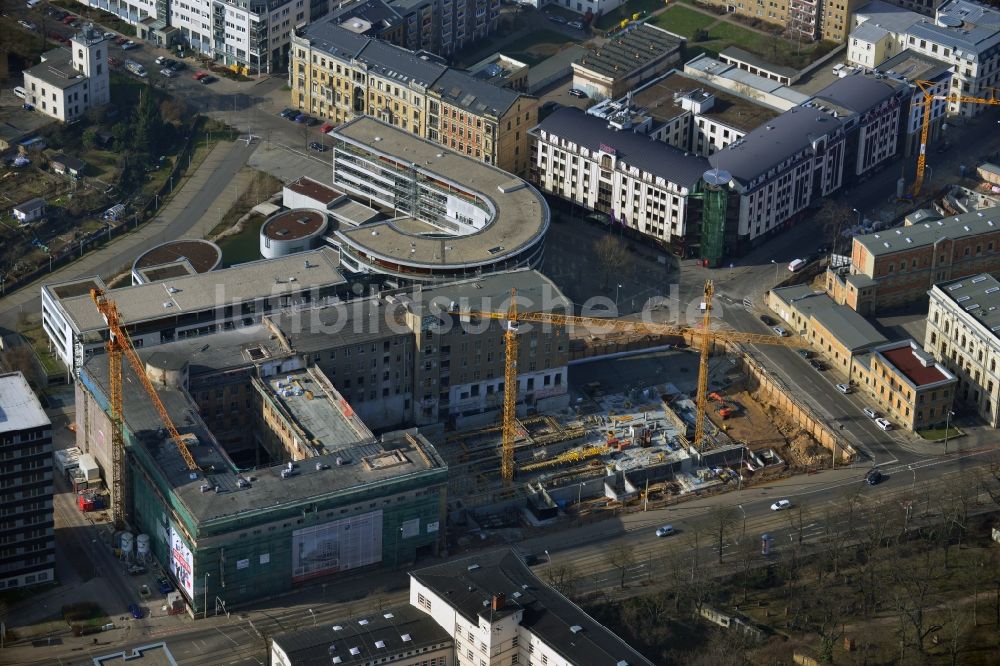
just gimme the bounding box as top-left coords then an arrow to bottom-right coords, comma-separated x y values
160,68 -> 177,78
770,499 -> 792,511
875,417 -> 893,431
655,524 -> 676,537
155,55 -> 167,65
567,20 -> 583,29
772,326 -> 788,337
836,383 -> 852,394
863,407 -> 878,419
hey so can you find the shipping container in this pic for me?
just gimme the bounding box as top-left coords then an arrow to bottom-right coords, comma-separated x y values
78,453 -> 101,481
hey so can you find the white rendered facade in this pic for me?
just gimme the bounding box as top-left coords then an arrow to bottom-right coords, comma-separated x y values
22,27 -> 111,123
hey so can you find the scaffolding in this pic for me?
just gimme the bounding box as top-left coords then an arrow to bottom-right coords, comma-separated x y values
700,168 -> 731,268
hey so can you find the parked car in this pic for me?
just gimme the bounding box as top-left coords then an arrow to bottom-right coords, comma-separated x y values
759,314 -> 776,326
104,31 -> 117,40
168,60 -> 186,71
115,36 -> 128,45
107,56 -> 122,68
160,68 -> 177,78
159,58 -> 175,69
796,349 -> 812,359
155,55 -> 167,65
308,141 -> 328,152
199,75 -> 216,84
192,71 -> 208,80
121,40 -> 138,50
874,417 -> 893,431
568,88 -> 587,99
294,113 -> 310,123
156,577 -> 174,594
865,468 -> 884,486
128,603 -> 143,619
809,359 -> 827,371
62,15 -> 78,24
546,14 -> 567,23
567,20 -> 583,29
772,326 -> 788,337
540,100 -> 560,114
770,499 -> 792,511
655,524 -> 677,537
280,108 -> 298,119
319,122 -> 335,133
18,19 -> 38,31
836,383 -> 852,394
863,407 -> 878,419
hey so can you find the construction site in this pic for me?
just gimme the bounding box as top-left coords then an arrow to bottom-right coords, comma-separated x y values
440,338 -> 842,531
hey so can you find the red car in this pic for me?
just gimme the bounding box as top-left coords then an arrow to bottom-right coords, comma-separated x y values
319,123 -> 334,134
62,15 -> 77,24
192,71 -> 208,80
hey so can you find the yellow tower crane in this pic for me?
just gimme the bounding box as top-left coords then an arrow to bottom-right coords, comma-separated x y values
91,288 -> 200,529
460,281 -> 809,484
912,80 -> 1000,197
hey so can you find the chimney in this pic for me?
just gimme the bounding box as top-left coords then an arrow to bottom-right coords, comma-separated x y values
491,593 -> 506,611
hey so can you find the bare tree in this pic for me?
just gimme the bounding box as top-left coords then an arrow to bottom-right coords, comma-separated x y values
544,562 -> 580,598
592,234 -> 628,289
711,505 -> 737,563
813,199 -> 856,255
608,543 -> 634,590
891,554 -> 941,658
786,500 -> 810,546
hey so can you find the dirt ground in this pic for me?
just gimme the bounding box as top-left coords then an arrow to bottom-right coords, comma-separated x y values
707,388 -> 829,468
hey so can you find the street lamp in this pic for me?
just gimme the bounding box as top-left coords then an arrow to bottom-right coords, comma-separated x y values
544,549 -> 551,564
770,259 -> 779,282
615,283 -> 623,310
943,410 -> 955,453
737,504 -> 746,544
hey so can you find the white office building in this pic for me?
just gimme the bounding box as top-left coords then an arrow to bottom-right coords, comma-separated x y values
22,25 -> 111,123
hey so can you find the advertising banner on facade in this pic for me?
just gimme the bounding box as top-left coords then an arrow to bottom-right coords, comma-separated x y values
291,510 -> 383,582
169,525 -> 195,598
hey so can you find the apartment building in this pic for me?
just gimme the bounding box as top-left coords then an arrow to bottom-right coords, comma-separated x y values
926,274 -> 1000,426
23,26 -> 111,123
530,107 -> 709,252
410,549 -> 656,666
875,49 -> 952,156
826,207 -> 1000,313
427,69 -> 536,174
699,0 -> 861,42
291,21 -> 535,174
851,339 -> 956,430
0,372 -> 54,590
707,72 -> 907,252
849,0 -> 1000,117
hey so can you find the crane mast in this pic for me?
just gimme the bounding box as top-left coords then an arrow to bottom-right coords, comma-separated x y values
90,289 -> 200,529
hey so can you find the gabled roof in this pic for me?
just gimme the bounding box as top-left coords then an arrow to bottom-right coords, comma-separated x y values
855,207 -> 1000,256
355,38 -> 446,88
50,153 -> 87,171
14,197 -> 46,213
534,107 -> 709,188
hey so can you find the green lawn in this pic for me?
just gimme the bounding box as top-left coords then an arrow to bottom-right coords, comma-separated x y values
18,322 -> 64,377
651,5 -> 716,38
680,19 -> 838,69
595,0 -> 666,30
917,426 -> 962,441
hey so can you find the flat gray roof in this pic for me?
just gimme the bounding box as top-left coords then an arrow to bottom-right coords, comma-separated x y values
82,356 -> 445,526
720,46 -> 798,78
575,24 -> 681,79
855,207 -> 1000,257
876,49 -> 952,83
907,0 -> 1000,58
0,372 -> 49,432
263,368 -> 374,451
535,107 -> 709,188
629,70 -> 779,132
812,73 -> 907,114
139,325 -> 292,376
53,247 -> 346,334
332,118 -> 548,269
854,0 -> 924,35
933,273 -> 1000,335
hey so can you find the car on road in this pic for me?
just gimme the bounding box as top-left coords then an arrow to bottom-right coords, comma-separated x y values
319,122 -> 335,133
121,40 -> 139,50
192,71 -> 209,80
770,499 -> 792,511
655,524 -> 677,537
809,359 -> 827,371
796,349 -> 812,359
866,468 -> 884,486
199,75 -> 216,84
759,314 -> 776,326
836,383 -> 852,394
546,14 -> 567,23
128,603 -> 143,619
874,417 -> 893,431
772,326 -> 788,337
568,88 -> 588,99
156,576 -> 174,594
308,141 -> 329,152
863,407 -> 878,419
